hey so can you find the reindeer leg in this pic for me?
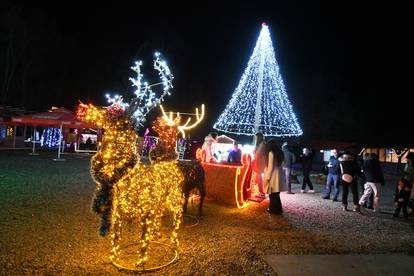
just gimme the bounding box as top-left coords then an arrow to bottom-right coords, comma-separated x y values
137,215 -> 150,266
198,165 -> 206,217
108,183 -> 122,262
198,183 -> 206,217
171,202 -> 182,247
183,189 -> 190,214
110,209 -> 122,261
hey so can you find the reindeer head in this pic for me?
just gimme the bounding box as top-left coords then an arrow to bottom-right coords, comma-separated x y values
150,117 -> 180,162
77,103 -> 138,182
160,104 -> 205,138
77,102 -> 134,131
150,104 -> 205,162
77,52 -> 174,180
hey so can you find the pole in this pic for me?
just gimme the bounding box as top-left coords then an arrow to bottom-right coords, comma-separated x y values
32,128 -> 35,153
253,33 -> 266,138
23,126 -> 27,140
29,127 -> 39,155
53,123 -> 65,161
12,125 -> 17,148
57,123 -> 62,159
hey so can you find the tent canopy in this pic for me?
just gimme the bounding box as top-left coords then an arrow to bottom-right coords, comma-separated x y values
11,107 -> 94,129
216,135 -> 235,144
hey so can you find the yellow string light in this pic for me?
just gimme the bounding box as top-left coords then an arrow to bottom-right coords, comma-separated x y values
78,103 -> 185,267
160,104 -> 205,138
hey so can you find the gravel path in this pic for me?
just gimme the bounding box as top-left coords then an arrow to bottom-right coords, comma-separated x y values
0,151 -> 413,275
282,179 -> 414,254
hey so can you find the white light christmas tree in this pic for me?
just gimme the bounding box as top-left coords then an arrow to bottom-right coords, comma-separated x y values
214,23 -> 302,137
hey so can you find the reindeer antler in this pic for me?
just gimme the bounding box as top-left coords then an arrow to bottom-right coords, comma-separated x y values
160,104 -> 205,138
105,52 -> 174,130
160,105 -> 181,126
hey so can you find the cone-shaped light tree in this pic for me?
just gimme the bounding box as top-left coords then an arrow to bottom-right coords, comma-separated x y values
214,23 -> 302,137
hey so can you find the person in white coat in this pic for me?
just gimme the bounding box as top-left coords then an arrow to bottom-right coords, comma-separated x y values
264,139 -> 286,214
202,132 -> 218,163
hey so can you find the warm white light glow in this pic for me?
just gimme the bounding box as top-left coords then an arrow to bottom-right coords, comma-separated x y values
160,104 -> 205,138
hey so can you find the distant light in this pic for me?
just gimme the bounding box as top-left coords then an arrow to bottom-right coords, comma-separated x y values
320,150 -> 324,153
241,144 -> 254,156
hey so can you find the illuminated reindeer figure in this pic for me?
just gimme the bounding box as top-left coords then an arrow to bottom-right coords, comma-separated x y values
158,104 -> 206,215
79,103 -> 184,266
79,53 -> 187,267
81,53 -> 206,269
81,52 -> 174,238
79,103 -> 138,237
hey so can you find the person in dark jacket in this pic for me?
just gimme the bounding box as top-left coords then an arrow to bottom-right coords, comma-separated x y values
227,141 -> 242,164
358,153 -> 374,209
323,149 -> 341,201
358,153 -> 384,212
300,148 -> 314,193
282,142 -> 296,194
393,178 -> 410,220
339,152 -> 363,212
403,152 -> 414,213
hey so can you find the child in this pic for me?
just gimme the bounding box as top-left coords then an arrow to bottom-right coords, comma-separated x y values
393,178 -> 411,220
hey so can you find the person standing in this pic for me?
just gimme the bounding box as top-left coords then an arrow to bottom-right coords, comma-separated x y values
282,142 -> 296,194
402,152 -> 414,214
339,151 -> 362,212
323,149 -> 341,201
393,178 -> 411,220
300,148 -> 315,193
358,153 -> 384,212
358,153 -> 374,209
403,152 -> 414,183
253,132 -> 266,198
227,141 -> 242,164
264,139 -> 285,214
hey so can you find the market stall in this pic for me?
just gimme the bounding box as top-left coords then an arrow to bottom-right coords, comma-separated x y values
11,107 -> 94,159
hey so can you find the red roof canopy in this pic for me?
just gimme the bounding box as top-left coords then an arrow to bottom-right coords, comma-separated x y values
11,108 -> 95,128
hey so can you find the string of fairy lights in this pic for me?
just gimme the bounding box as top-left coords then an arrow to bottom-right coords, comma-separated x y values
40,128 -> 61,147
105,52 -> 174,130
78,52 -> 190,268
80,23 -> 301,269
214,23 -> 303,137
79,102 -> 185,267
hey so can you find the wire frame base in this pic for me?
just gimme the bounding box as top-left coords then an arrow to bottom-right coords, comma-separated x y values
182,214 -> 200,228
162,213 -> 200,228
111,241 -> 178,272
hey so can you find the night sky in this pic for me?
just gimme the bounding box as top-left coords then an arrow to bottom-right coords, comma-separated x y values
1,2 -> 412,144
